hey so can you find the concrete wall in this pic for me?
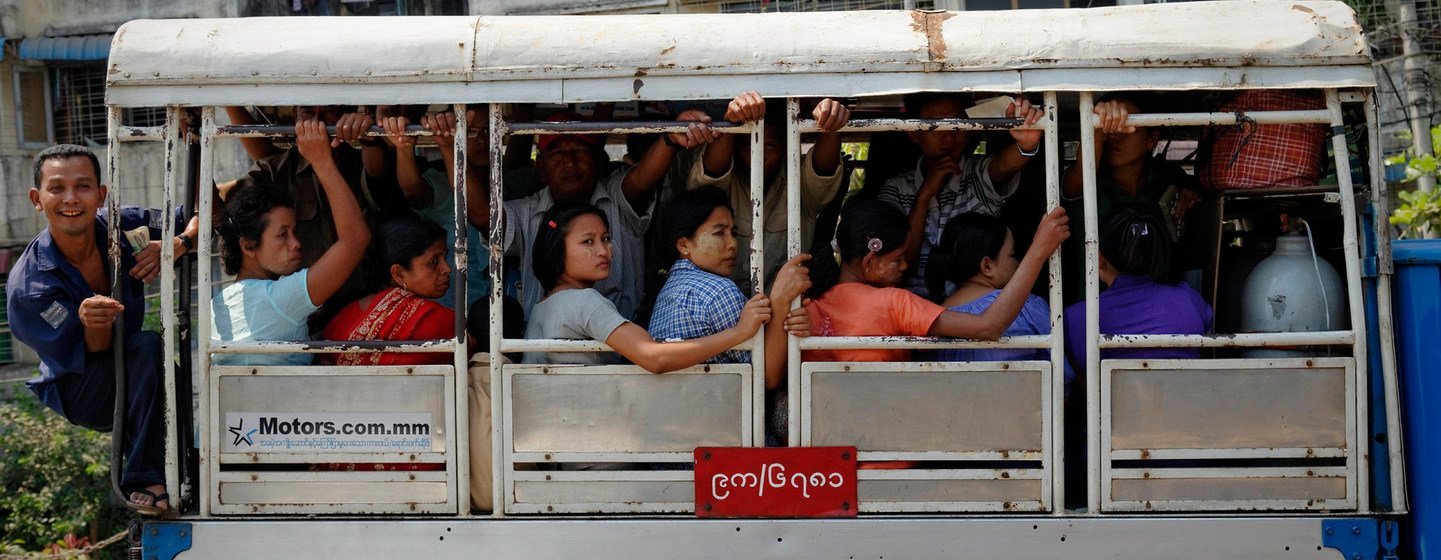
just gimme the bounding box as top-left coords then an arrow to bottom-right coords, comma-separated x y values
0,0 -> 237,37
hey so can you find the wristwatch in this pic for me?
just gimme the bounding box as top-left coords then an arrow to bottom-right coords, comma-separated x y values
178,233 -> 196,254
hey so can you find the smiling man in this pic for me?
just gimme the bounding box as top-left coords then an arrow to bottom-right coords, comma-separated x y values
7,144 -> 199,516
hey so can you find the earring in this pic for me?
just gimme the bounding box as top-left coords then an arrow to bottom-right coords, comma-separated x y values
400,281 -> 409,292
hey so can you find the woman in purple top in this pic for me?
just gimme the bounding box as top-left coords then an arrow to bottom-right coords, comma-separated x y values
1064,206 -> 1212,370
924,212 -> 1074,386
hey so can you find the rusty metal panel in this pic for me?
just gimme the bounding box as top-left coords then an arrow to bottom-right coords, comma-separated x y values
807,366 -> 1045,453
508,366 -> 746,453
1109,363 -> 1348,451
858,478 -> 1043,506
1110,475 -> 1348,504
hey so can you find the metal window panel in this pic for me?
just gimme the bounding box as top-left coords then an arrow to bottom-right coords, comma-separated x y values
209,365 -> 457,515
800,361 -> 1053,513
802,362 -> 1048,454
1100,358 -> 1358,513
506,366 -> 748,453
501,364 -> 751,514
1106,359 -> 1351,451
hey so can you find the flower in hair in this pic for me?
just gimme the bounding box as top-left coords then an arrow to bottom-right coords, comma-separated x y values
547,220 -> 558,229
867,237 -> 884,253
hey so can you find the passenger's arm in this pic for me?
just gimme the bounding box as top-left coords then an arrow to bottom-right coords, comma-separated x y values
425,110 -> 491,231
764,254 -> 812,389
605,293 -> 771,374
224,106 -> 281,160
330,111 -> 387,179
986,97 -> 1045,187
294,119 -> 372,305
928,208 -> 1069,340
1061,101 -> 1130,199
381,116 -> 430,209
904,157 -> 957,268
622,109 -> 720,212
809,98 -> 850,176
703,92 -> 766,178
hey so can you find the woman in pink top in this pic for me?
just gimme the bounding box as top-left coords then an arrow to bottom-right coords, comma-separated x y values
803,199 -> 1070,363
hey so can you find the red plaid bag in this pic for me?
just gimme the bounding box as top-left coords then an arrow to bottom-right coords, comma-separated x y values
1197,90 -> 1326,190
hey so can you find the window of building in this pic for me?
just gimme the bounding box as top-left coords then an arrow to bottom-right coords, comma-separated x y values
13,65 -> 51,148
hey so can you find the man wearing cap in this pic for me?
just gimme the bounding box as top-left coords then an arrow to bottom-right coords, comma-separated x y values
465,110 -> 718,321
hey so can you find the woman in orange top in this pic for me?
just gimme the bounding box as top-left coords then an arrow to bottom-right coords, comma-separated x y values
803,199 -> 1069,362
322,216 -> 458,365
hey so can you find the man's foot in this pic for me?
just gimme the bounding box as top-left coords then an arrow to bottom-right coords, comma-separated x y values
126,484 -> 172,518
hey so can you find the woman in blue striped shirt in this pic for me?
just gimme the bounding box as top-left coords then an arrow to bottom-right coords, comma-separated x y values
646,187 -> 812,391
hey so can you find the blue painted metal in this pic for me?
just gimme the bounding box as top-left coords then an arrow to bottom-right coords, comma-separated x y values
140,522 -> 193,560
1361,209 -> 1393,510
18,34 -> 111,61
1393,238 -> 1441,559
1322,518 -> 1381,560
1382,520 -> 1401,560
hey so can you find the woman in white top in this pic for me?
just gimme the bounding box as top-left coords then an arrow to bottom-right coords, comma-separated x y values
211,119 -> 372,365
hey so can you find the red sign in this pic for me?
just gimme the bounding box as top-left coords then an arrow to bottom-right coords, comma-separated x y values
694,446 -> 857,518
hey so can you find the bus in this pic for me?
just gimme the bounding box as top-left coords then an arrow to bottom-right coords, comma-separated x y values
96,1 -> 1422,557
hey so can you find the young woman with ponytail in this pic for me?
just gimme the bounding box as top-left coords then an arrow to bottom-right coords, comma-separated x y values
803,199 -> 1069,363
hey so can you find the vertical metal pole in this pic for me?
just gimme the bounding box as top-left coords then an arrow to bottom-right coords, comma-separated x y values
452,104 -> 470,515
1328,89 -> 1373,512
1368,92 -> 1410,512
196,107 -> 215,517
104,106 -> 128,508
160,106 -> 181,509
1043,91 -> 1064,514
749,119 -> 766,445
785,98 -> 802,446
1078,91 -> 1102,514
1397,0 -> 1436,192
488,103 -> 507,516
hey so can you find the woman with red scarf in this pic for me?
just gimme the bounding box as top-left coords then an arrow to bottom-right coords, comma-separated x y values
322,216 -> 460,364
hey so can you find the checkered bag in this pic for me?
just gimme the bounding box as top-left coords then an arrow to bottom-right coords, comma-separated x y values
1197,90 -> 1326,190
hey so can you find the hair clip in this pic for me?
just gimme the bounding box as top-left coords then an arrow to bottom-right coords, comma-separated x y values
831,238 -> 841,253
867,237 -> 884,253
547,220 -> 558,229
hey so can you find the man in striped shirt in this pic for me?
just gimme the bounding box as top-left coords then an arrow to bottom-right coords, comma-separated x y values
878,93 -> 1044,298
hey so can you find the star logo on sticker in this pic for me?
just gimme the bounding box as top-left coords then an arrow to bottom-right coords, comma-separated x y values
228,418 -> 256,447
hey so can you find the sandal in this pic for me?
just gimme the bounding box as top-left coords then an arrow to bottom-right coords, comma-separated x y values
126,487 -> 174,518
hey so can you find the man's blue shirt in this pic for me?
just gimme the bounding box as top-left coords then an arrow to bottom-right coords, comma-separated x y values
7,206 -> 178,415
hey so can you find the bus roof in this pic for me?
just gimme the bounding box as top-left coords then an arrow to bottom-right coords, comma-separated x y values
105,0 -> 1373,107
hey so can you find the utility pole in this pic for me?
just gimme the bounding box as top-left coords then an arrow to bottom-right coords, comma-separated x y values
1399,0 -> 1436,191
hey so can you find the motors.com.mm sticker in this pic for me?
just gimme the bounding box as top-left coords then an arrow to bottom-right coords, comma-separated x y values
223,412 -> 433,453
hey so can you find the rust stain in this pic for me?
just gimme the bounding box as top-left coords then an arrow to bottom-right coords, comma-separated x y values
911,11 -> 954,65
1291,3 -> 1316,15
660,45 -> 676,56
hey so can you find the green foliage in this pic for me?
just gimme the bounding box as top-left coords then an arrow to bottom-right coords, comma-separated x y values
1392,188 -> 1441,239
1387,124 -> 1441,238
0,386 -> 127,556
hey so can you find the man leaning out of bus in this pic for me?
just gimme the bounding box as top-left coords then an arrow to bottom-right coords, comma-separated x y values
8,144 -> 200,517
